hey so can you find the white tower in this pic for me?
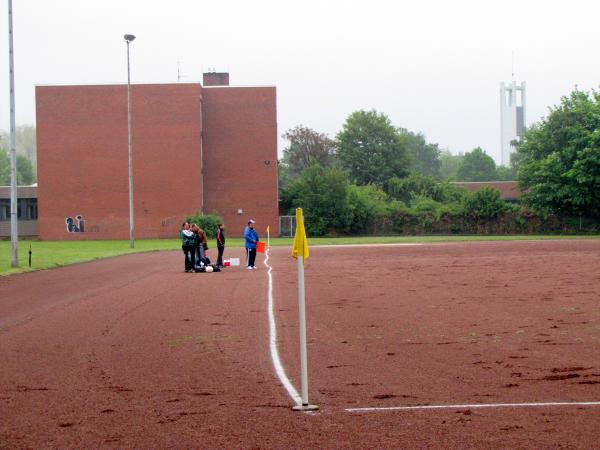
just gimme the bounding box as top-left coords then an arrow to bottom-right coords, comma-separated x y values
500,81 -> 526,166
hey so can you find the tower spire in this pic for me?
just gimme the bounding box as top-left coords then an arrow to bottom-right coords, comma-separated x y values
511,50 -> 515,80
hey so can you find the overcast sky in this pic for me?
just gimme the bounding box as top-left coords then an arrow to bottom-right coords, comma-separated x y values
1,0 -> 599,163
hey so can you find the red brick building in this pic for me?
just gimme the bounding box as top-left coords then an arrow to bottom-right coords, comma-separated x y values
35,73 -> 278,240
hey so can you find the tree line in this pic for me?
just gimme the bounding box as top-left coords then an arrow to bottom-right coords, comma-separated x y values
280,88 -> 600,236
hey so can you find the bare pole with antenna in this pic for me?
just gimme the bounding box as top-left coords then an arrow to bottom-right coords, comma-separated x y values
8,0 -> 19,267
511,50 -> 515,80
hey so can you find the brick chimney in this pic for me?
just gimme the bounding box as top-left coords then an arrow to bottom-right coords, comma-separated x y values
203,72 -> 229,86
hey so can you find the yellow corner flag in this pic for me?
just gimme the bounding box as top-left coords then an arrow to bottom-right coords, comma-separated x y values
292,208 -> 309,261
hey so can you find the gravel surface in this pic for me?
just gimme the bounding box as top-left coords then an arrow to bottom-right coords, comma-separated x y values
1,240 -> 600,449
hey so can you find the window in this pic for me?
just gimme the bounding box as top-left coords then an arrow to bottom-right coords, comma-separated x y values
0,198 -> 37,221
27,199 -> 37,221
0,199 -> 8,221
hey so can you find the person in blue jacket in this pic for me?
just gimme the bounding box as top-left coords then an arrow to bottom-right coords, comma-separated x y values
244,219 -> 259,270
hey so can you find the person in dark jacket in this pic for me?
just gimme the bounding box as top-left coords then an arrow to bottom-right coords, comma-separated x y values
180,222 -> 196,272
244,219 -> 259,269
215,223 -> 226,268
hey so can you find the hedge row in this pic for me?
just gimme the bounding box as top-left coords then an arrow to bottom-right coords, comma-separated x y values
365,211 -> 599,236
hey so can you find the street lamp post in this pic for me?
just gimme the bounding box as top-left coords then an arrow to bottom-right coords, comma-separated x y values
124,34 -> 136,248
8,0 -> 18,267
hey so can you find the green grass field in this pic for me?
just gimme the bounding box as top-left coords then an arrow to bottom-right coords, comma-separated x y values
1,235 -> 598,276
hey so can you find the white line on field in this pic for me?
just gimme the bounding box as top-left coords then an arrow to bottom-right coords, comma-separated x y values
345,401 -> 600,413
264,249 -> 302,406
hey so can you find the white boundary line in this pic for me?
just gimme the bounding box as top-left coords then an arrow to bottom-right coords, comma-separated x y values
264,249 -> 302,406
346,401 -> 600,413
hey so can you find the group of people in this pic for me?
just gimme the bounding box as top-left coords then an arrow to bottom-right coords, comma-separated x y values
180,222 -> 226,272
179,219 -> 260,272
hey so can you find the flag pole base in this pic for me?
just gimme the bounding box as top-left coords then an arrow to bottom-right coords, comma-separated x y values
292,404 -> 319,412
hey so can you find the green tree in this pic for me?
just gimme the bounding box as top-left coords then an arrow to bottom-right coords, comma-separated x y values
282,126 -> 336,176
336,110 -> 410,187
0,125 -> 37,167
439,150 -> 464,179
17,154 -> 35,185
0,148 -> 35,185
278,161 -> 294,190
278,161 -> 297,215
516,88 -> 600,217
399,129 -> 441,178
495,165 -> 516,181
284,164 -> 352,236
456,147 -> 497,181
0,149 -> 9,185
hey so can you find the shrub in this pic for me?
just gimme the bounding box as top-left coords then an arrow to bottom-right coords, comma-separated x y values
410,195 -> 445,218
462,187 -> 510,219
450,223 -> 461,234
347,184 -> 395,233
409,195 -> 464,221
186,212 -> 224,238
387,173 -> 467,204
389,206 -> 416,234
388,173 -> 437,203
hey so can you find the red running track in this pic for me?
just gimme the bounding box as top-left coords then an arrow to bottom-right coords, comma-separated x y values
1,240 -> 600,448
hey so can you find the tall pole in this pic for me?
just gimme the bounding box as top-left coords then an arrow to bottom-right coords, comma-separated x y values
125,36 -> 135,248
8,0 -> 18,267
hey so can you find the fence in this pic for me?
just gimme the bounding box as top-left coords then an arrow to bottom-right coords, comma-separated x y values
279,215 -> 296,237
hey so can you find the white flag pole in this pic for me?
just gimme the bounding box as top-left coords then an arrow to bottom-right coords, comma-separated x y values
292,212 -> 318,411
298,256 -> 309,404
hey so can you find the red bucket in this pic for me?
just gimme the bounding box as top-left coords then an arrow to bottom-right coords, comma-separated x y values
256,241 -> 266,254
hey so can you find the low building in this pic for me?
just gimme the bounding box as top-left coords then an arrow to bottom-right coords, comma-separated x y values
35,72 -> 278,240
0,185 -> 38,238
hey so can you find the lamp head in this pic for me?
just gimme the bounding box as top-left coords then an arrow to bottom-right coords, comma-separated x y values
124,34 -> 136,43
